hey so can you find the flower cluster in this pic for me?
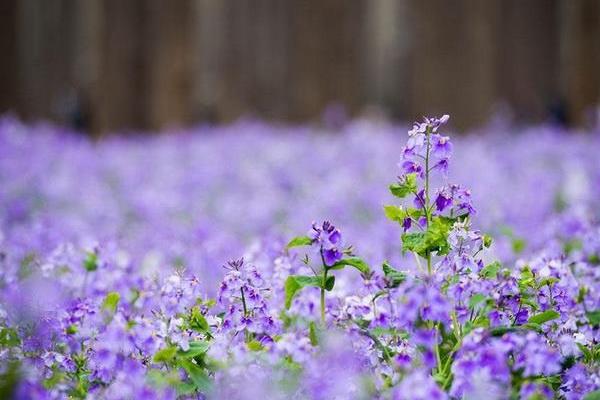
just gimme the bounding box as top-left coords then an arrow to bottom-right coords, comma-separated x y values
1,115 -> 600,399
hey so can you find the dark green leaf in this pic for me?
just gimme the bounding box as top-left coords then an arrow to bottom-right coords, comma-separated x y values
382,261 -> 406,288
286,236 -> 313,249
329,257 -> 370,275
84,252 -> 97,272
528,309 -> 560,325
180,359 -> 212,393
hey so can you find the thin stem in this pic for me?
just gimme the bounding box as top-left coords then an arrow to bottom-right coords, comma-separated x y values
424,127 -> 433,275
240,286 -> 250,342
319,248 -> 328,325
240,286 -> 248,317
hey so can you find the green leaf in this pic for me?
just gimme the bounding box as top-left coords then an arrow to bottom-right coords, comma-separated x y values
584,390 -> 600,400
528,309 -> 560,325
180,359 -> 212,393
84,252 -> 98,272
284,275 -> 335,309
382,261 -> 406,288
389,173 -> 417,199
401,216 -> 453,257
102,292 -> 120,313
286,236 -> 313,249
480,261 -> 501,279
329,257 -> 370,275
154,346 -> 178,363
178,341 -> 209,358
468,293 -> 487,310
512,238 -> 526,254
189,307 -> 210,333
482,234 -> 493,248
586,310 -> 600,326
247,340 -> 264,351
383,205 -> 405,223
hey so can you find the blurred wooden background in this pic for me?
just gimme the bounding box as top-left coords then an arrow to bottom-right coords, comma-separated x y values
0,0 -> 599,134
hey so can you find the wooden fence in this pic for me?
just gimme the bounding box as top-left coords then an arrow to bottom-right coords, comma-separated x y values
0,0 -> 598,134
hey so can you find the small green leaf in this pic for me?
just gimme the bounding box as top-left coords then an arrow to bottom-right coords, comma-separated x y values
154,346 -> 178,363
180,359 -> 212,393
480,261 -> 501,279
329,257 -> 370,275
528,309 -> 560,325
102,292 -> 120,313
284,275 -> 335,309
389,173 -> 417,198
189,307 -> 210,333
84,252 -> 98,272
512,238 -> 526,254
468,293 -> 487,309
178,341 -> 210,358
382,261 -> 406,288
586,310 -> 600,326
583,390 -> 600,400
482,234 -> 493,248
383,205 -> 405,223
247,340 -> 264,351
286,236 -> 313,249
66,324 -> 78,335
324,275 -> 335,290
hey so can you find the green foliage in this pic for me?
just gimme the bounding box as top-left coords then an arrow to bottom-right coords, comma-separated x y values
154,346 -> 178,363
480,261 -> 501,279
482,234 -> 493,248
188,307 -> 210,334
528,309 -> 560,325
180,358 -> 212,393
286,236 -> 313,249
284,275 -> 335,309
329,257 -> 370,275
389,173 -> 417,198
401,216 -> 453,257
584,390 -> 600,400
83,252 -> 98,272
587,310 -> 600,326
383,205 -> 421,224
178,341 -> 210,359
382,261 -> 406,288
102,292 -> 120,313
468,293 -> 487,310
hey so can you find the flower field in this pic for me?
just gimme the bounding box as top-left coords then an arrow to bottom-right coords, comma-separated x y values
1,115 -> 600,399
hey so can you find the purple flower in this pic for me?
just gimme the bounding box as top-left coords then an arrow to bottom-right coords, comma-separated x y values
434,189 -> 452,212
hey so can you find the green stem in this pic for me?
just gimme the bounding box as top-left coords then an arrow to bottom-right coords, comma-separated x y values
321,268 -> 328,325
240,287 -> 248,317
319,248 -> 328,325
425,126 -> 433,274
240,286 -> 250,342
